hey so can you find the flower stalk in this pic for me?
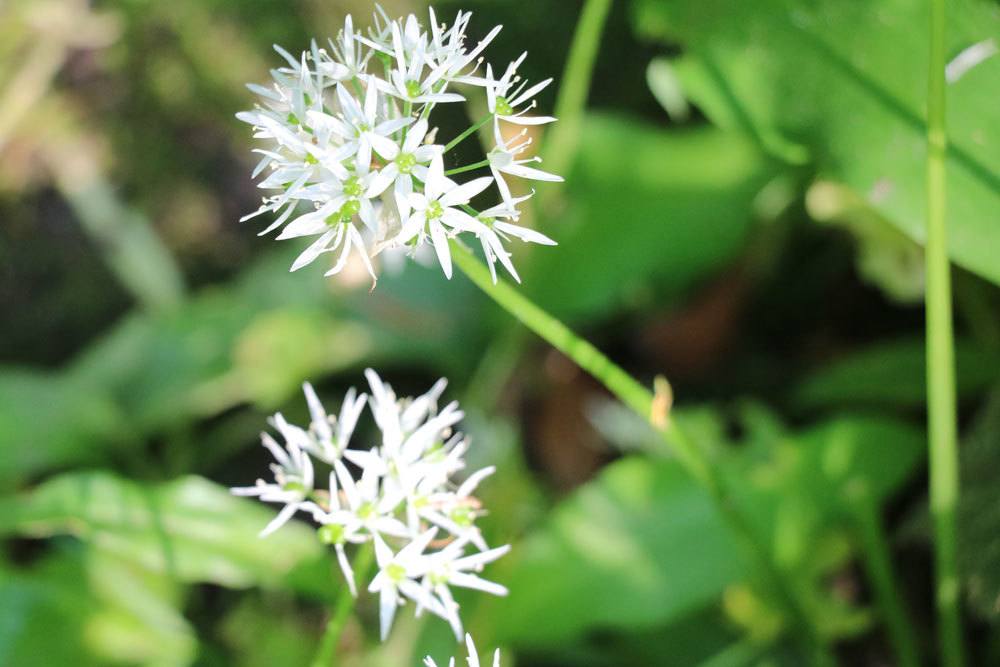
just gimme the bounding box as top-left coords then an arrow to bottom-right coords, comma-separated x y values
312,541 -> 375,667
926,0 -> 964,664
449,241 -> 832,663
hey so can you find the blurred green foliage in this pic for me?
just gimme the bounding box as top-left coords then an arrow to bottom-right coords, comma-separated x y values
1,0 -> 999,666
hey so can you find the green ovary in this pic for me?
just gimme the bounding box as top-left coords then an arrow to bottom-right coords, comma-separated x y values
450,505 -> 474,527
343,176 -> 363,197
357,501 -> 375,520
396,152 -> 417,174
318,523 -> 345,545
494,96 -> 514,116
327,198 -> 361,226
426,201 -> 443,220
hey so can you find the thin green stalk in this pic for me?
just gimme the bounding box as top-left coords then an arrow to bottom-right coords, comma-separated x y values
847,482 -> 920,667
311,543 -> 376,667
476,0 -> 615,401
444,113 -> 492,153
446,159 -> 490,176
449,241 -> 833,665
542,0 -> 613,179
926,0 -> 964,664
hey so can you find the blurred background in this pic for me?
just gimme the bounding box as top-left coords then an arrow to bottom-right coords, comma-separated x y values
2,0 -> 999,665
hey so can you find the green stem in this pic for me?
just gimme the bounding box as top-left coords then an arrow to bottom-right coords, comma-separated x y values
444,113 -> 492,153
311,542 -> 375,667
847,482 -> 921,667
926,0 -> 964,664
446,159 -> 490,176
449,241 -> 833,664
542,0 -> 613,179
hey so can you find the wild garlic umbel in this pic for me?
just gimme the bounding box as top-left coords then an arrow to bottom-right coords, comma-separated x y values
238,6 -> 561,285
232,371 -> 508,641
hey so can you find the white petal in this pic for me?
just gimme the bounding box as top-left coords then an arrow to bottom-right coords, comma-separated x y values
439,176 -> 494,207
259,503 -> 299,537
429,220 -> 453,278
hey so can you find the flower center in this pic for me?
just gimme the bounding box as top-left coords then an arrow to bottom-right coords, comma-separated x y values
450,505 -> 474,527
488,147 -> 513,168
426,200 -> 444,220
405,79 -> 422,98
395,152 -> 417,174
318,524 -> 345,545
343,176 -> 363,197
357,501 -> 375,520
386,563 -> 407,582
327,198 -> 361,225
282,480 -> 306,494
429,570 -> 450,586
494,96 -> 514,116
356,121 -> 372,135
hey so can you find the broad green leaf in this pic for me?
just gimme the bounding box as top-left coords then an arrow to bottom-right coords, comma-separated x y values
0,472 -> 322,588
0,554 -> 98,667
0,371 -> 127,484
634,0 -> 1000,285
84,548 -> 196,667
525,113 -> 781,322
0,548 -> 196,667
792,337 -> 1000,410
0,244 -> 486,482
498,414 -> 923,646
496,456 -> 743,646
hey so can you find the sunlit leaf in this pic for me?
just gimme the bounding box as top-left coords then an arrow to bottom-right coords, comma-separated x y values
0,472 -> 322,589
635,0 -> 1000,285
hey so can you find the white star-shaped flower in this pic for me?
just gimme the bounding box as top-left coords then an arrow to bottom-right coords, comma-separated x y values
231,413 -> 315,536
400,154 -> 493,278
368,529 -> 445,640
365,118 -> 442,223
486,53 -> 556,126
300,382 -> 367,463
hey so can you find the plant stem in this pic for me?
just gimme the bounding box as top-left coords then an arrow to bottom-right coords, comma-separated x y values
926,0 -> 964,664
449,241 -> 833,664
444,113 -> 492,153
847,482 -> 920,667
311,542 -> 376,667
542,0 -> 613,180
446,159 -> 490,176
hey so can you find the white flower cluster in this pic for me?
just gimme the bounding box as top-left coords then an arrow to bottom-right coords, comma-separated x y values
238,6 -> 561,286
425,633 -> 500,667
232,370 -> 508,641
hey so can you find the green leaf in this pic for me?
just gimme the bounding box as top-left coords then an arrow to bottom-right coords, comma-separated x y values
84,548 -> 197,667
634,0 -> 1000,285
498,413 -> 924,647
0,244 -> 487,482
0,553 -> 98,667
0,548 -> 196,667
793,337 -> 1000,410
0,371 -> 127,484
0,472 -> 323,589
525,113 -> 781,322
496,455 -> 743,646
